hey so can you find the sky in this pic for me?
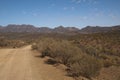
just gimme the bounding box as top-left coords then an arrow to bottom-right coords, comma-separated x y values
0,0 -> 120,28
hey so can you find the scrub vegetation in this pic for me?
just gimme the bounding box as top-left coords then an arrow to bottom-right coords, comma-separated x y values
32,30 -> 120,79
0,29 -> 120,79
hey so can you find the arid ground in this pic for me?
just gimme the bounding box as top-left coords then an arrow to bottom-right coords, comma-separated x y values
0,45 -> 120,80
0,45 -> 74,80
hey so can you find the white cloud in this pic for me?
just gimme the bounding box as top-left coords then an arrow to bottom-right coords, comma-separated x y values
48,4 -> 55,8
51,4 -> 55,7
95,11 -> 105,17
108,13 -> 118,20
63,7 -> 68,10
63,7 -> 76,11
71,0 -> 98,4
32,13 -> 38,17
22,11 -> 27,15
71,7 -> 75,10
93,1 -> 98,4
76,0 -> 81,4
72,0 -> 82,4
82,16 -> 88,20
94,8 -> 98,11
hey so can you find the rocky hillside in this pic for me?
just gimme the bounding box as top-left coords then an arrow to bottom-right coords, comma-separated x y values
80,25 -> 120,33
0,24 -> 120,33
0,25 -> 79,33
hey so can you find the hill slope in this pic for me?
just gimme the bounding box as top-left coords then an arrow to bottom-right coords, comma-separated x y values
0,24 -> 120,33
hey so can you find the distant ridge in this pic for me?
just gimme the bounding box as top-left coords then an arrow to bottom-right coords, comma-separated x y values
80,25 -> 120,33
0,24 -> 79,33
0,24 -> 120,33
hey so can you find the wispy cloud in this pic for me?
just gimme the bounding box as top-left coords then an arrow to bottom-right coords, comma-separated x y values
71,0 -> 98,4
22,10 -> 39,17
82,16 -> 88,20
63,7 -> 68,10
93,0 -> 98,4
22,11 -> 27,15
71,7 -> 75,10
94,11 -> 120,21
72,0 -> 82,4
51,3 -> 55,7
32,13 -> 38,17
63,6 -> 75,11
108,13 -> 117,19
48,3 -> 55,8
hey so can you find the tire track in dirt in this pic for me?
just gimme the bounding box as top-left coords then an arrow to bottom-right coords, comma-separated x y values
0,46 -> 73,80
0,46 -> 34,80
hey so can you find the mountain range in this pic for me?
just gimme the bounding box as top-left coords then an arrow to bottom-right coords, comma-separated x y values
0,24 -> 120,33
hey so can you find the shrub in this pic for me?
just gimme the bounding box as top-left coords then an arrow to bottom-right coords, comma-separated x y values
102,59 -> 113,67
0,38 -> 8,47
68,55 -> 102,79
41,39 -> 78,65
32,38 -> 102,79
32,43 -> 38,50
0,38 -> 26,48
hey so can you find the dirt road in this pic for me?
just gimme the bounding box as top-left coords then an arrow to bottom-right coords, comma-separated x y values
0,46 -> 73,80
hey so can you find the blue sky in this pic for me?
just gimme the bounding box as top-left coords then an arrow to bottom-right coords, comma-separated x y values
0,0 -> 120,28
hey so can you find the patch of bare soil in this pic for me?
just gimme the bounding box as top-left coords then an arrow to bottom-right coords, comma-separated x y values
0,45 -> 119,80
94,66 -> 120,80
0,45 -> 74,80
31,50 -> 74,80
